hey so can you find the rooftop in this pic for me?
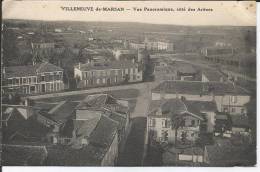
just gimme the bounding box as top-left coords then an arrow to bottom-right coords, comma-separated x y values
46,115 -> 119,166
148,98 -> 209,120
76,94 -> 128,113
39,101 -> 79,124
5,62 -> 63,78
230,114 -> 249,128
202,69 -> 225,82
173,61 -> 197,74
205,139 -> 255,166
76,60 -> 137,71
1,144 -> 47,165
152,81 -> 250,96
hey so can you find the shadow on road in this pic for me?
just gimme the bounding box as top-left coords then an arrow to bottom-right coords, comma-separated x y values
117,117 -> 147,166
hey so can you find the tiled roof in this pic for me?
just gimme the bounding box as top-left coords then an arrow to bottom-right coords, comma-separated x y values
148,98 -> 205,120
202,69 -> 224,82
152,81 -> 250,95
5,62 -> 63,78
77,94 -> 109,109
173,61 -> 197,74
45,145 -> 101,166
1,144 -> 47,165
230,114 -> 249,128
205,139 -> 255,166
184,100 -> 217,113
73,117 -> 101,139
35,62 -> 63,73
76,94 -> 128,113
5,65 -> 37,78
76,60 -> 137,71
48,101 -> 79,124
46,115 -> 118,166
38,101 -> 79,125
89,115 -> 118,148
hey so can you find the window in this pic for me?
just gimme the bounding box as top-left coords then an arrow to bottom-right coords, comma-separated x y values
97,78 -> 100,84
57,83 -> 60,90
125,68 -> 128,74
149,118 -> 156,127
30,86 -> 35,92
50,83 -> 54,91
103,78 -> 106,84
50,74 -> 54,81
191,120 -> 195,127
85,72 -> 88,78
241,108 -> 245,114
223,107 -> 228,113
130,68 -> 133,74
32,77 -> 37,83
115,70 -> 118,76
41,75 -> 45,82
231,108 -> 236,113
95,71 -> 100,77
162,119 -> 168,128
22,78 -> 27,84
231,96 -> 237,103
15,78 -> 20,85
8,79 -> 12,85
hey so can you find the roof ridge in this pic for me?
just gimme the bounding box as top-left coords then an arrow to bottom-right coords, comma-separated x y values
48,101 -> 67,114
36,62 -> 48,73
101,113 -> 119,125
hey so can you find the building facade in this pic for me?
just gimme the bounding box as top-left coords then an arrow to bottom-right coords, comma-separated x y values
74,60 -> 143,88
147,99 -> 206,144
151,81 -> 250,116
2,62 -> 64,95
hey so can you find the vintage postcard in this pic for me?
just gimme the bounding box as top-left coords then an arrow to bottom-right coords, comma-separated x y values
1,0 -> 256,167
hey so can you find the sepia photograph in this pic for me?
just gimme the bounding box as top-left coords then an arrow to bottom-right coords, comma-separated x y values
1,0 -> 257,168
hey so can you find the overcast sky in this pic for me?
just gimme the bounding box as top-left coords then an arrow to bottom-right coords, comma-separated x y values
3,1 -> 256,26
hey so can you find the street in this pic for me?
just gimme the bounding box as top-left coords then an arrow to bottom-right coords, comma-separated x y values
117,82 -> 155,166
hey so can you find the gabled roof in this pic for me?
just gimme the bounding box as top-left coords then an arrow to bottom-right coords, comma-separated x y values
5,62 -> 63,78
35,62 -> 63,73
76,94 -> 128,113
152,81 -> 250,95
148,98 -> 205,120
